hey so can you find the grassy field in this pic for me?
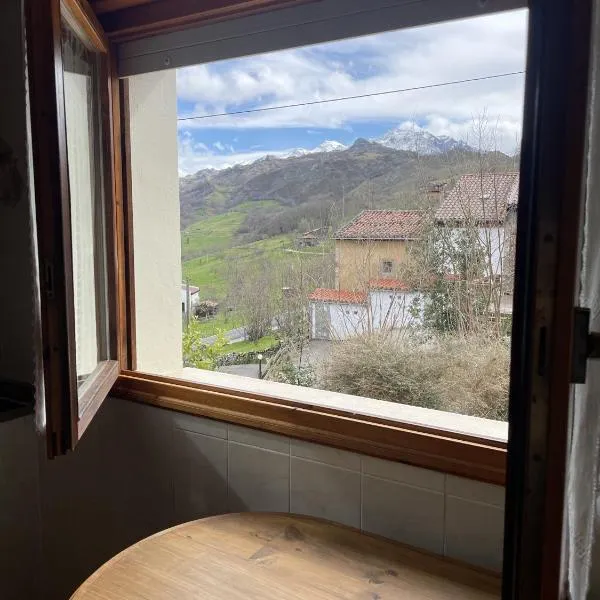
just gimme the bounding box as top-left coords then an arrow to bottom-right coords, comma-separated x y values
224,335 -> 278,355
192,312 -> 244,337
182,234 -> 295,300
181,200 -> 278,261
181,201 -> 335,302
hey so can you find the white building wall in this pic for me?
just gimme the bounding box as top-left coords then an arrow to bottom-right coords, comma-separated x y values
445,227 -> 506,277
310,293 -> 424,340
130,71 -> 182,373
330,303 -> 368,339
180,288 -> 200,317
477,227 -> 505,277
370,290 -> 423,330
310,301 -> 368,340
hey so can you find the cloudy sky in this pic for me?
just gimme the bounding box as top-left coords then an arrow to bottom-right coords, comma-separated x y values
177,9 -> 528,175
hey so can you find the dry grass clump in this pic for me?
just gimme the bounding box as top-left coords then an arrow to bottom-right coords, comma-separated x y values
319,333 -> 510,421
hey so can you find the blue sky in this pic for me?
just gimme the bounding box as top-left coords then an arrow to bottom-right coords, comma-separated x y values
176,9 -> 528,175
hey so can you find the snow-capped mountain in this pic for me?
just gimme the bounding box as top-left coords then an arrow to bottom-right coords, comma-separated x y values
372,126 -> 473,155
314,140 -> 347,153
282,140 -> 347,159
283,148 -> 311,158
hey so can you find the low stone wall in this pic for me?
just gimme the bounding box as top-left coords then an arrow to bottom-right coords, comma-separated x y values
216,344 -> 281,367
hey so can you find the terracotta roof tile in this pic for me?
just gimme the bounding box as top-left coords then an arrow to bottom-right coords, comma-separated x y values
435,172 -> 519,224
368,278 -> 412,291
308,288 -> 367,303
335,210 -> 424,240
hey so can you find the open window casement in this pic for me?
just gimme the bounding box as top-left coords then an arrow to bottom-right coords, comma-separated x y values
26,0 -> 122,456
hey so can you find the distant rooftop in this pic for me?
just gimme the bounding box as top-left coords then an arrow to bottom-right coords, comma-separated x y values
181,284 -> 200,295
435,172 -> 519,225
368,278 -> 412,291
335,210 -> 424,240
308,288 -> 367,304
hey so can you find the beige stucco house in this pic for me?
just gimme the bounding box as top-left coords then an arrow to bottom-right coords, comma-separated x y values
334,210 -> 424,291
308,211 -> 425,340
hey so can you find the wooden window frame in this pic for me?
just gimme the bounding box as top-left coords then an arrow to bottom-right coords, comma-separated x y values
108,0 -> 521,485
27,0 -> 595,595
26,0 -> 124,456
93,0 -> 319,42
27,0 -> 587,501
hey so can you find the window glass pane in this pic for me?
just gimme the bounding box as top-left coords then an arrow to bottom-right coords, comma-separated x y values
61,20 -> 108,393
129,9 -> 527,438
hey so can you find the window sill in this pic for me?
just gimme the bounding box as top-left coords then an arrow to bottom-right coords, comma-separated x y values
178,367 -> 509,444
112,367 -> 507,486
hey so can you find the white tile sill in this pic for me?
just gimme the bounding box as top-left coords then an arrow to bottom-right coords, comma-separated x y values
171,367 -> 508,444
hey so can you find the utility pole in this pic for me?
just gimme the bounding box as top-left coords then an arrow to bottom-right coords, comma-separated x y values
185,279 -> 191,328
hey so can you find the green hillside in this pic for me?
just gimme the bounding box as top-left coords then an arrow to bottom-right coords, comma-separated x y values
182,233 -> 294,300
181,200 -> 278,261
179,139 -> 516,304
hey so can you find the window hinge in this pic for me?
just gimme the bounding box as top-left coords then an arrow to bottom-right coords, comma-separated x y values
571,307 -> 600,383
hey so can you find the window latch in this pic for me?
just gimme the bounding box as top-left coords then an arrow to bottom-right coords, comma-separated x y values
571,307 -> 600,383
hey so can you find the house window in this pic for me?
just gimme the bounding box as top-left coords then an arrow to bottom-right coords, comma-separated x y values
27,0 -> 120,454
33,0 -> 583,491
381,260 -> 394,275
26,1 -> 593,593
111,3 -> 532,484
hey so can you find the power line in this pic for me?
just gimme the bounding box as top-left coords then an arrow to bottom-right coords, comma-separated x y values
177,71 -> 524,123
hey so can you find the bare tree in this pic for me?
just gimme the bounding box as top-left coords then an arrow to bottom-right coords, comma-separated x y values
226,258 -> 278,341
399,113 -> 518,336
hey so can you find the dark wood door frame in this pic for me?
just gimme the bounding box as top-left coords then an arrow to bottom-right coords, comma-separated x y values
503,0 -> 593,598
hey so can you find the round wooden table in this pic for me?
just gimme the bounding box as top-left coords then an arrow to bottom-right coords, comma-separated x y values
71,513 -> 500,599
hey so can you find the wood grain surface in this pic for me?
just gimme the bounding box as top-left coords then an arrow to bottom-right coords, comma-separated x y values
71,513 -> 501,599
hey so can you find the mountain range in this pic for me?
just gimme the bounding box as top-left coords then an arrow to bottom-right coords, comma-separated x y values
373,126 -> 473,154
180,127 -> 516,252
268,127 -> 474,163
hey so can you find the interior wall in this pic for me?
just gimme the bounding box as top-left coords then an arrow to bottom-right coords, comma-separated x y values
129,69 -> 182,374
0,3 -> 509,599
0,0 -> 34,384
0,418 -> 42,600
143,401 -> 507,572
1,395 -> 509,600
0,3 -> 171,598
0,2 -> 42,595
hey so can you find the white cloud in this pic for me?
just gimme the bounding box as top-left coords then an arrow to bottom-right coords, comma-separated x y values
177,9 -> 528,168
178,132 -> 293,174
177,10 -> 527,146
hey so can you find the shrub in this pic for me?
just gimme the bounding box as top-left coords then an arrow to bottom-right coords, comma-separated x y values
320,333 -> 509,421
182,320 -> 228,370
273,362 -> 316,387
194,300 -> 219,319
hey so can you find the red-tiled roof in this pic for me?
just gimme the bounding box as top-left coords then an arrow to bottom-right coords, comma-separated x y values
335,210 -> 424,240
435,172 -> 519,224
308,288 -> 367,303
368,278 -> 412,291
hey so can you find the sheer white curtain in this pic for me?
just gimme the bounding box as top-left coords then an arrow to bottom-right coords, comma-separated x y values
566,2 -> 600,596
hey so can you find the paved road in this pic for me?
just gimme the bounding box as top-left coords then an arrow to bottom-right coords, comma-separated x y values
201,326 -> 247,346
